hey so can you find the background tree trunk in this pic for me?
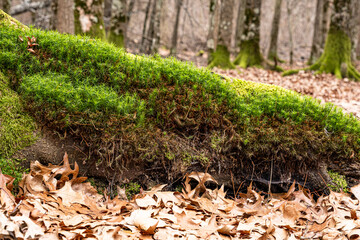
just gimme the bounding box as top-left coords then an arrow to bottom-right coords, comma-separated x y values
208,0 -> 234,69
0,0 -> 11,13
207,0 -> 219,64
142,0 -> 162,54
267,0 -> 282,62
308,0 -> 331,64
234,0 -> 263,68
105,0 -> 131,48
170,0 -> 182,56
74,0 -> 106,40
349,0 -> 360,61
56,0 -> 74,34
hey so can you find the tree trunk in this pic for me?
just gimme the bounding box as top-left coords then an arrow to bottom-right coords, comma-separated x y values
233,0 -> 263,68
142,0 -> 162,54
267,0 -> 282,63
0,0 -> 11,13
141,0 -> 152,49
234,0 -> 246,50
170,0 -> 182,56
308,0 -> 360,80
208,0 -> 234,69
207,0 -> 219,64
308,0 -> 331,64
105,0 -> 130,48
349,0 -> 360,61
56,0 -> 75,34
74,0 -> 106,40
283,0 -> 360,81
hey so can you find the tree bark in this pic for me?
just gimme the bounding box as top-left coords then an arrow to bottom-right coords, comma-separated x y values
208,0 -> 234,69
74,0 -> 106,40
283,0 -> 360,81
56,0 -> 75,34
207,0 -> 219,63
105,0 -> 130,48
267,0 -> 282,62
308,0 -> 331,64
10,0 -> 51,16
0,0 -> 11,13
349,0 -> 360,61
170,0 -> 182,56
142,0 -> 162,54
233,0 -> 263,68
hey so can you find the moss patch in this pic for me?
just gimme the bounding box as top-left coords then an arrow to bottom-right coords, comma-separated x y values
0,71 -> 37,157
234,40 -> 263,68
208,45 -> 235,69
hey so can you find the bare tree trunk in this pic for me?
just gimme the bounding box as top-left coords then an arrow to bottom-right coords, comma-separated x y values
0,0 -> 11,13
141,0 -> 152,50
308,0 -> 331,64
56,0 -> 74,34
142,0 -> 162,54
350,0 -> 360,61
170,0 -> 182,56
74,0 -> 106,40
286,0 -> 293,65
234,0 -> 246,51
207,0 -> 219,63
267,0 -> 282,63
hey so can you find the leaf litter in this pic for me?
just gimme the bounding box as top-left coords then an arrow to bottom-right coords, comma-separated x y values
1,154 -> 360,239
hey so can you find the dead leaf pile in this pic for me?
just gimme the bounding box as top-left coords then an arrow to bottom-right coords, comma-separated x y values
2,154 -> 360,239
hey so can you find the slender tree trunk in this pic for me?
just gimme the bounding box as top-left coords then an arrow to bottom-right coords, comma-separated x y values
74,0 -> 106,40
142,0 -> 162,54
141,0 -> 152,49
234,0 -> 246,51
350,0 -> 360,61
233,0 -> 263,68
170,0 -> 182,56
267,0 -> 282,63
56,0 -> 74,34
207,0 -> 219,63
286,0 -> 293,65
308,0 -> 331,64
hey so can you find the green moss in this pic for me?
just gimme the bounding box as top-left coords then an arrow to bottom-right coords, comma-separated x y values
233,40 -> 263,68
283,27 -> 360,81
328,170 -> 348,192
107,31 -> 124,48
208,45 -> 235,69
0,156 -> 28,188
0,71 -> 37,157
0,9 -> 27,29
282,69 -> 301,77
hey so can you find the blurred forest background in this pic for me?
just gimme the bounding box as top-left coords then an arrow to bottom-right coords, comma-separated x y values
1,0 -> 360,65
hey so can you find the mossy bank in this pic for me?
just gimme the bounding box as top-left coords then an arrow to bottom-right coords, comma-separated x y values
1,10 -> 360,193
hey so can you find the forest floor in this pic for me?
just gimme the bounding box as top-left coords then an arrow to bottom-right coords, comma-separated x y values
2,154 -> 360,239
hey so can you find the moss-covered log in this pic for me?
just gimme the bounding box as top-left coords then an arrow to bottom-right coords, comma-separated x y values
1,10 -> 360,194
283,0 -> 360,81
